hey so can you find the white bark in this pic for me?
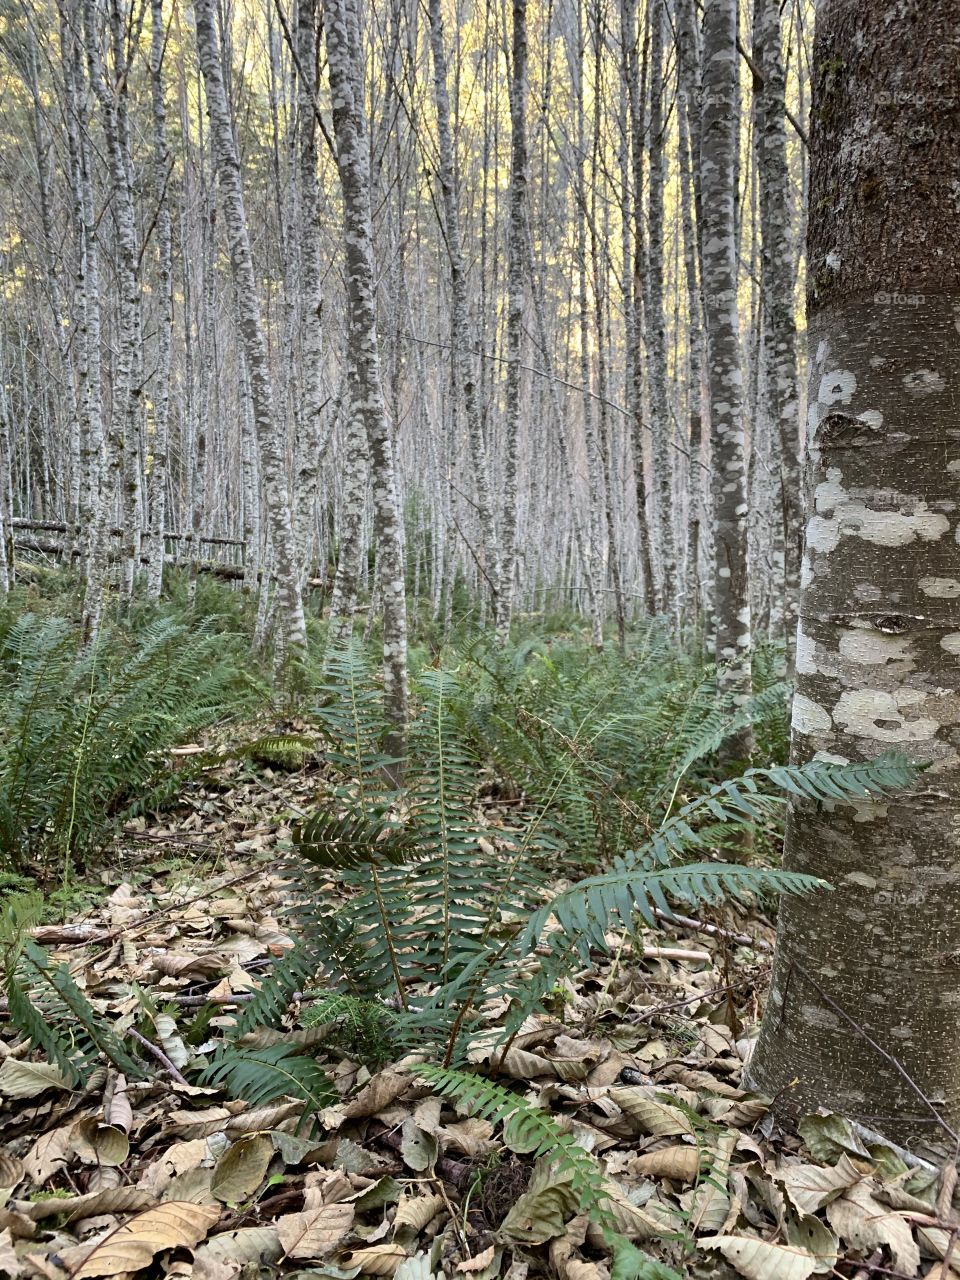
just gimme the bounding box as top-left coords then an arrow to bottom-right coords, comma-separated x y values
194,0 -> 307,651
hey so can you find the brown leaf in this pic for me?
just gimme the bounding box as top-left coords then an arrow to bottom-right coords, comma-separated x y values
457,1245 -> 497,1274
342,1070 -> 410,1119
276,1199 -> 354,1259
341,1243 -> 409,1275
0,1152 -> 25,1189
0,1059 -> 71,1099
826,1180 -> 920,1276
0,1207 -> 36,1240
152,951 -> 227,980
211,1135 -> 274,1204
18,1186 -> 157,1222
70,1201 -> 221,1277
195,1225 -> 283,1266
0,1227 -> 22,1278
22,1125 -> 75,1185
629,1144 -> 702,1183
607,1088 -> 695,1136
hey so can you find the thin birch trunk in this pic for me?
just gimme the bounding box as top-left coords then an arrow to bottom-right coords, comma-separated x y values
753,0 -> 802,666
324,0 -> 408,732
700,0 -> 753,757
497,0 -> 529,640
427,0 -> 500,616
294,0 -> 325,581
194,0 -> 307,651
147,0 -> 173,600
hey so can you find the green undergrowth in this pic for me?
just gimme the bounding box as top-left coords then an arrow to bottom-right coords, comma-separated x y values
0,585 -> 922,1269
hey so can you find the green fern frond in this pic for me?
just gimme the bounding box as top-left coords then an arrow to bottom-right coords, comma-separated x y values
20,940 -> 145,1077
413,1065 -> 607,1210
201,1042 -> 335,1109
234,733 -> 316,769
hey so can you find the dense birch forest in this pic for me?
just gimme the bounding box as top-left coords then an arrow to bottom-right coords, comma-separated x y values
0,0 -> 958,1275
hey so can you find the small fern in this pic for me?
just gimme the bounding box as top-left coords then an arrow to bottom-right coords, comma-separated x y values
2,910 -> 147,1084
413,1065 -> 608,1214
413,1065 -> 685,1277
201,1042 -> 335,1110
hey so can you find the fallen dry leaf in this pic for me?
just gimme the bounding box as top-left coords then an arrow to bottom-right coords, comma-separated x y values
70,1201 -> 221,1277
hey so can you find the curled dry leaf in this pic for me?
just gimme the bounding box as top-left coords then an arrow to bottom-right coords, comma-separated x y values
211,1134 -> 274,1204
72,1119 -> 130,1168
458,1245 -> 497,1275
69,1201 -> 221,1278
701,1233 -> 819,1280
393,1194 -> 445,1235
629,1145 -> 701,1183
105,1075 -> 133,1134
153,1013 -> 191,1070
341,1243 -> 409,1276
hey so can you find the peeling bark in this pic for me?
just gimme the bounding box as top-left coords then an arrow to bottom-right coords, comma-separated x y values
751,0 -> 960,1147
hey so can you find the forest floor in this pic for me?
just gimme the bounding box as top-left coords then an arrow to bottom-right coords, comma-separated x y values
1,737 -> 957,1280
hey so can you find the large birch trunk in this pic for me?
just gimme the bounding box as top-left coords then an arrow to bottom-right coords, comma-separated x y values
751,0 -> 960,1146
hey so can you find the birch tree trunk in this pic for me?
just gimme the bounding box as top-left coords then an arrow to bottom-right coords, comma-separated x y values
621,0 -> 656,615
194,0 -> 307,651
324,0 -> 408,733
700,0 -> 753,753
751,0 -> 960,1145
84,0 -> 143,599
427,0 -> 500,617
294,0 -> 325,581
146,0 -> 173,600
753,0 -> 801,665
497,0 -> 529,640
646,0 -> 676,624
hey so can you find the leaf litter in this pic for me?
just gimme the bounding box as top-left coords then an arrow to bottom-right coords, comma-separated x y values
0,738 -> 957,1279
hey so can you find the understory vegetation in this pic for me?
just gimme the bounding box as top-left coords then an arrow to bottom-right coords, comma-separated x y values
0,578 -> 921,1276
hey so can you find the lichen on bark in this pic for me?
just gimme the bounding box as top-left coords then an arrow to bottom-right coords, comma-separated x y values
750,0 -> 960,1148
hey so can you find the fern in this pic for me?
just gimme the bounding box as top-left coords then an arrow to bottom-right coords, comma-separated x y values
522,754 -> 917,955
201,1042 -> 335,1109
2,933 -> 147,1084
413,1065 -> 608,1214
413,1064 -> 685,1277
233,733 -> 316,769
0,614 -> 250,876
